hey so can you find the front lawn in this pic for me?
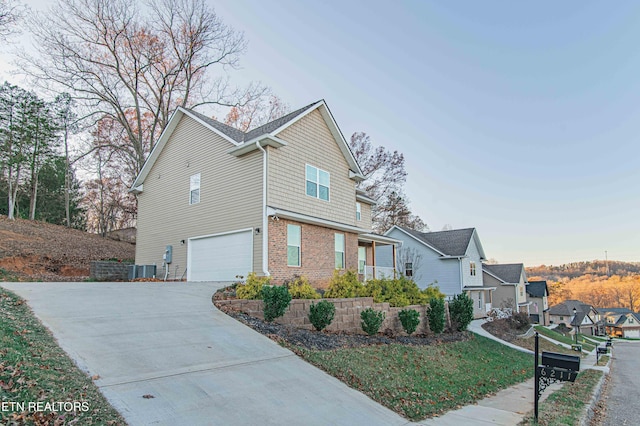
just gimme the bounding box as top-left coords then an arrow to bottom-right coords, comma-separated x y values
520,369 -> 603,425
0,288 -> 126,424
294,334 -> 532,420
535,326 -> 596,352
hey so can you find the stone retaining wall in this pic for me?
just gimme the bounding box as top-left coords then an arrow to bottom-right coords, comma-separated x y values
215,297 -> 452,335
89,261 -> 131,281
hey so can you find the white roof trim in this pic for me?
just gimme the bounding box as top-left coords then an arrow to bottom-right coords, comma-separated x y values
267,207 -> 370,234
384,225 -> 447,257
356,192 -> 377,205
227,135 -> 288,157
358,233 -> 401,245
465,229 -> 487,261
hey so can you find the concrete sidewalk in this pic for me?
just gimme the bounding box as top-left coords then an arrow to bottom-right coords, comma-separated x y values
2,282 -> 408,426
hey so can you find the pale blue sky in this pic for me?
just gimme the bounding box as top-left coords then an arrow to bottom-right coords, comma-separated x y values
2,1 -> 639,266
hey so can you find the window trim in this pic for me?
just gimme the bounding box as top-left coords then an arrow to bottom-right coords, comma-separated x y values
189,173 -> 201,205
405,262 -> 413,277
356,202 -> 362,221
287,224 -> 301,267
335,233 -> 345,269
470,261 -> 476,276
305,164 -> 330,201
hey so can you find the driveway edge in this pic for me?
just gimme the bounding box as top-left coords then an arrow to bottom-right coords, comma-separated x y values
579,352 -> 612,426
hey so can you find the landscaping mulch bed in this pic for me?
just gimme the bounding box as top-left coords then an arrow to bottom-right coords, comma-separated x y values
220,307 -> 471,351
482,317 -> 530,342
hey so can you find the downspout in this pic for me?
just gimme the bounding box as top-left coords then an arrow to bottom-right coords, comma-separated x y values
256,141 -> 270,276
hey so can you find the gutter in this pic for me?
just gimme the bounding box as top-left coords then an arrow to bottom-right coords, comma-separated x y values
256,141 -> 270,276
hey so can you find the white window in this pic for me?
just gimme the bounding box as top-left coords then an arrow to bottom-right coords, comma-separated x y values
358,246 -> 366,274
287,224 -> 301,267
470,261 -> 476,276
306,164 -> 330,201
356,202 -> 362,221
335,233 -> 345,269
405,262 -> 413,277
478,293 -> 483,309
190,173 -> 201,205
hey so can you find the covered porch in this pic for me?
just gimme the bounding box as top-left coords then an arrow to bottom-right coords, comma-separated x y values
465,286 -> 495,319
358,233 -> 401,281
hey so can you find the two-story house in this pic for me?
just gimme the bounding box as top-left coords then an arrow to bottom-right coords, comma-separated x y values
130,100 -> 398,283
548,300 -> 599,335
599,308 -> 640,338
380,226 -> 493,318
526,280 -> 550,325
482,263 -> 531,314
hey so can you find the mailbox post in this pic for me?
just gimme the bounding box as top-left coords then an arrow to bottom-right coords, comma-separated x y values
596,346 -> 608,364
534,332 -> 581,422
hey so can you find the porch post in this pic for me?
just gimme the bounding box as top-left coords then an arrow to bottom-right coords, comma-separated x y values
372,241 -> 376,279
392,244 -> 397,278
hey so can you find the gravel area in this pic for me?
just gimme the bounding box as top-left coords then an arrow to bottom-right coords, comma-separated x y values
222,308 -> 471,351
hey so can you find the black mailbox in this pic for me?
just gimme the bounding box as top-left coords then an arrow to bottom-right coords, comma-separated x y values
541,351 -> 581,372
597,347 -> 608,354
606,341 -> 612,347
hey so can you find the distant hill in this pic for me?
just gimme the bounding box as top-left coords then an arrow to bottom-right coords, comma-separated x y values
526,260 -> 640,281
0,215 -> 135,281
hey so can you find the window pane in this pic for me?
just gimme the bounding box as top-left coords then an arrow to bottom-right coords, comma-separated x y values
318,170 -> 330,186
190,189 -> 200,205
306,165 -> 317,182
319,185 -> 329,201
287,225 -> 300,246
306,180 -> 317,197
190,173 -> 200,190
335,234 -> 344,251
335,252 -> 344,269
358,260 -> 365,274
358,247 -> 366,261
287,246 -> 300,267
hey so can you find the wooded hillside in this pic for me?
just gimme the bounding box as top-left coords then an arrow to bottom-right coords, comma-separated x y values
526,260 -> 640,281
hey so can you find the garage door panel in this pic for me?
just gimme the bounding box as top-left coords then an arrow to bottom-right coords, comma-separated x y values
189,230 -> 252,281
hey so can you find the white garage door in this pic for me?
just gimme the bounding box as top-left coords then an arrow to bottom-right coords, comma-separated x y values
625,329 -> 640,338
188,230 -> 253,281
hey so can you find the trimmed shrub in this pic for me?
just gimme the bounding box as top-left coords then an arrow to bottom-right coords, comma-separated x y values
324,270 -> 364,298
449,293 -> 474,331
398,308 -> 420,335
309,300 -> 336,331
236,272 -> 270,300
285,275 -> 320,299
261,285 -> 292,322
360,308 -> 385,336
360,276 -> 445,307
428,297 -> 445,334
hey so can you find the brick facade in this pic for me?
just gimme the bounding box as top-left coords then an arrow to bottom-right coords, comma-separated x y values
268,218 -> 359,286
215,297 -> 452,335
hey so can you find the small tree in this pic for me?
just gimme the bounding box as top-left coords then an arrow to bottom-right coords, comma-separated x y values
309,300 -> 335,331
261,285 -> 291,322
398,308 -> 420,335
449,293 -> 474,331
428,297 -> 445,334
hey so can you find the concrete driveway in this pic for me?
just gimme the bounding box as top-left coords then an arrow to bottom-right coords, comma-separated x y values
1,282 -> 409,426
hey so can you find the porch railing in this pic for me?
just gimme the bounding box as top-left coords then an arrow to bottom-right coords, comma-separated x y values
363,266 -> 397,281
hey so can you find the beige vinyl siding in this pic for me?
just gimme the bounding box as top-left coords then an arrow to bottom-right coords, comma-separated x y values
358,201 -> 373,231
267,109 -> 357,226
483,272 -> 517,310
135,114 -> 263,277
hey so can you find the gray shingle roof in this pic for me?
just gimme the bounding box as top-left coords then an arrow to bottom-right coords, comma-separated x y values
548,300 -> 595,316
598,307 -> 633,315
399,227 -> 475,256
185,101 -> 320,143
527,280 -> 548,298
483,263 -> 525,284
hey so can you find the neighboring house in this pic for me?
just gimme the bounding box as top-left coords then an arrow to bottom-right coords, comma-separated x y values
548,300 -> 600,336
599,308 -> 640,338
130,100 -> 399,283
526,280 -> 550,325
482,263 -> 531,315
380,226 -> 493,319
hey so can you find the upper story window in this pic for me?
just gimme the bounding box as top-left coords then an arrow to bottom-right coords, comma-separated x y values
306,164 -> 330,201
356,202 -> 362,221
470,261 -> 476,276
287,224 -> 301,267
335,233 -> 345,269
190,173 -> 201,205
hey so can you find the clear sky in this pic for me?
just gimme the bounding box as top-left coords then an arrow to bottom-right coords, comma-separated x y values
2,1 -> 639,266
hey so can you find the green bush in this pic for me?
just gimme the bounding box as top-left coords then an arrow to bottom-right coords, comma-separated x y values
360,276 -> 445,307
449,293 -> 474,331
309,300 -> 336,331
261,285 -> 292,322
236,272 -> 270,300
360,308 -> 385,336
428,297 -> 445,334
285,275 -> 320,299
324,270 -> 364,298
420,285 -> 445,303
398,308 -> 421,335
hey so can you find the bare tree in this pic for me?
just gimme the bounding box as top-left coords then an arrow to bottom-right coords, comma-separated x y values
0,0 -> 23,42
397,246 -> 423,282
223,94 -> 289,132
349,132 -> 426,233
21,0 -> 266,178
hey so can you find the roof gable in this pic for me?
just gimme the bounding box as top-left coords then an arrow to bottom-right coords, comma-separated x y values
388,226 -> 479,257
526,280 -> 549,298
483,263 -> 525,284
130,100 -> 364,191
